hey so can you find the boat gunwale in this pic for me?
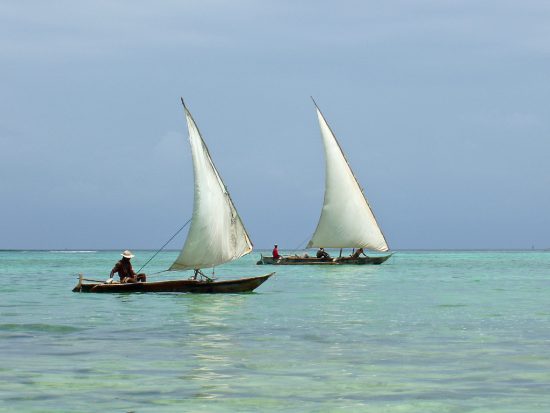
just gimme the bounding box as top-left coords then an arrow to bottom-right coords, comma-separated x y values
73,272 -> 275,293
256,254 -> 392,265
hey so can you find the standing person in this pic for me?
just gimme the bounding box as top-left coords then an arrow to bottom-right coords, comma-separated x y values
272,244 -> 282,259
109,250 -> 147,283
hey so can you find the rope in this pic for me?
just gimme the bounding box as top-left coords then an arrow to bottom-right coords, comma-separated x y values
137,218 -> 192,273
147,269 -> 170,277
293,234 -> 312,252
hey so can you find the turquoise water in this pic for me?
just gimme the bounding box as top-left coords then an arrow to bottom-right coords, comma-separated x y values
1,250 -> 549,412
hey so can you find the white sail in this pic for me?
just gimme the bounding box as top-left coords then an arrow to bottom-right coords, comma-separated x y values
307,104 -> 389,252
169,103 -> 253,271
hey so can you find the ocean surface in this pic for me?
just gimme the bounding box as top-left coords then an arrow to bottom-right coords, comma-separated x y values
0,250 -> 549,412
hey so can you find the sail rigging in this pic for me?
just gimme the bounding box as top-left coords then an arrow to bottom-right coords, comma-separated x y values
169,101 -> 253,271
307,102 -> 389,252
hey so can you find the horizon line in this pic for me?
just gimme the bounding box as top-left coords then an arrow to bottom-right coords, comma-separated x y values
1,248 -> 548,252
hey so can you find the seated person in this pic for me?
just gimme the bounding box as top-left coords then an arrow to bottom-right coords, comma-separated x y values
350,248 -> 366,259
316,248 -> 331,259
110,250 -> 147,283
272,244 -> 282,259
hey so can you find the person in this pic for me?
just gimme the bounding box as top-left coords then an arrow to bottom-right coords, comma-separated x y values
272,244 -> 282,260
350,248 -> 366,259
316,247 -> 331,259
109,250 -> 147,283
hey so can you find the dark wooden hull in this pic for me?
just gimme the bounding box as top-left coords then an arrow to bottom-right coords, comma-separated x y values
256,254 -> 392,265
73,273 -> 275,294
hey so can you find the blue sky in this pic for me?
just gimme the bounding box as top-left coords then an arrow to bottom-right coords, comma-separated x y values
1,0 -> 549,250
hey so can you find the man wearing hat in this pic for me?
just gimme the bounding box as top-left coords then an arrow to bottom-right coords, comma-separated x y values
109,250 -> 147,283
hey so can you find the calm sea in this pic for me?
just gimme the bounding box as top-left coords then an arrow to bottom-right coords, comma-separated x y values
0,250 -> 549,412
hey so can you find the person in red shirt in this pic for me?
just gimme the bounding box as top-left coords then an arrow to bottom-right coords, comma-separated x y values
272,244 -> 282,260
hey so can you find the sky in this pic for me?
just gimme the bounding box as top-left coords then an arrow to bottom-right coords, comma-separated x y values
1,0 -> 550,250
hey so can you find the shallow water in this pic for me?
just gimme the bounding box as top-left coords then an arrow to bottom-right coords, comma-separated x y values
0,250 -> 549,412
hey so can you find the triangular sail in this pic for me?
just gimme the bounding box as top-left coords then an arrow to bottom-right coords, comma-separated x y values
169,101 -> 253,271
307,103 -> 389,252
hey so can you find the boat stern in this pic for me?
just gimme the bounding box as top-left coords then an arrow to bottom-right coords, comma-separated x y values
72,274 -> 84,292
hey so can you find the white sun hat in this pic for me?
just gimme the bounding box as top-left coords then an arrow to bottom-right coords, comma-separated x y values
121,250 -> 135,259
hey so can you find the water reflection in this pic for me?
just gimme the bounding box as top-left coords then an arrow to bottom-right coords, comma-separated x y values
170,294 -> 250,399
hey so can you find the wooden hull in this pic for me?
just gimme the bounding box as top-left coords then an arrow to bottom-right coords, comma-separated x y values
256,255 -> 392,265
73,273 -> 275,294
